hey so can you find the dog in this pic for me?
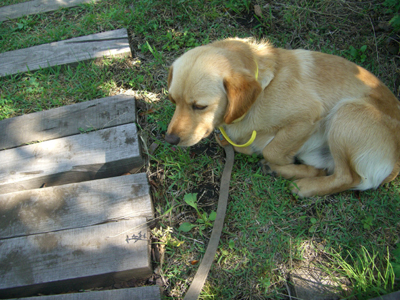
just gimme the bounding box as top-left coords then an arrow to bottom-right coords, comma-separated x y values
164,38 -> 400,197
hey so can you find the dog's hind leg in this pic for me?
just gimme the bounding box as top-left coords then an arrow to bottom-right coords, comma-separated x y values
382,161 -> 400,184
290,160 -> 361,197
292,100 -> 399,197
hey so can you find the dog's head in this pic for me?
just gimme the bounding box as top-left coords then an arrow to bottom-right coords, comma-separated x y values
165,39 -> 267,146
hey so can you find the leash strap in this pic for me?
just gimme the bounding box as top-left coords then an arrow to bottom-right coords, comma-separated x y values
183,144 -> 235,300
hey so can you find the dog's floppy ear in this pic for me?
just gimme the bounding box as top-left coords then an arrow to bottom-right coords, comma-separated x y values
223,72 -> 262,124
167,66 -> 173,89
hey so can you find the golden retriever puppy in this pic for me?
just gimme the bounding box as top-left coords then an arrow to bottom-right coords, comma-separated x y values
165,38 -> 400,197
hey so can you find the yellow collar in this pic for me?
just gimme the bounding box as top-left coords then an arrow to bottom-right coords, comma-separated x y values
217,59 -> 258,148
218,126 -> 256,148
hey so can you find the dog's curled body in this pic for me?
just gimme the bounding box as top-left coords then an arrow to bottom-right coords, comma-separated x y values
166,38 -> 400,197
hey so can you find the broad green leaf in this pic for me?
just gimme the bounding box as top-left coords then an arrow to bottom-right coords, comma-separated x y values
184,193 -> 198,209
228,239 -> 235,249
349,46 -> 357,58
179,222 -> 196,232
209,211 -> 217,221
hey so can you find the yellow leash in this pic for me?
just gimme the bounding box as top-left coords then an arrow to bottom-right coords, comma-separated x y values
217,59 -> 258,148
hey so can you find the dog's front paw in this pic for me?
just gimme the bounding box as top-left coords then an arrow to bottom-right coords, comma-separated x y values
290,179 -> 312,198
290,180 -> 303,198
259,159 -> 277,177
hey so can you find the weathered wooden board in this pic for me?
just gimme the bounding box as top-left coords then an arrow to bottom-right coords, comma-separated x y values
0,93 -> 136,150
0,123 -> 143,194
0,173 -> 153,239
290,265 -> 342,300
0,218 -> 151,299
0,0 -> 101,22
0,29 -> 130,77
6,286 -> 161,300
370,291 -> 400,300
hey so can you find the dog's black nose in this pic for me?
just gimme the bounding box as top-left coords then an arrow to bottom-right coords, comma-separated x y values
165,133 -> 180,145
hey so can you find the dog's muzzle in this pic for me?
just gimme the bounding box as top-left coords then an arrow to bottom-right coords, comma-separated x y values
165,133 -> 180,145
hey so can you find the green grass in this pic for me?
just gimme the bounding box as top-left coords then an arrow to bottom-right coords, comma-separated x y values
0,2 -> 138,53
0,56 -> 144,119
322,246 -> 396,299
0,0 -> 29,8
1,0 -> 400,299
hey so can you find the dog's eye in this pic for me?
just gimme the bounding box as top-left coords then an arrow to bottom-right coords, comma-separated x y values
193,104 -> 207,110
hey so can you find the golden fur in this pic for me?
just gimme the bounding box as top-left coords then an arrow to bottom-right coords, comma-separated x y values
165,38 -> 400,197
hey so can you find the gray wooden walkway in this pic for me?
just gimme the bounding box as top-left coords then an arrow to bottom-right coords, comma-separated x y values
0,93 -> 137,150
0,95 -> 158,299
0,0 -> 100,22
7,287 -> 161,300
0,29 -> 130,77
0,122 -> 143,194
0,0 -> 160,298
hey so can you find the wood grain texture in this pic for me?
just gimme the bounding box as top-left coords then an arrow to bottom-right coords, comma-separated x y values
0,93 -> 136,150
0,29 -> 130,77
5,286 -> 161,300
0,218 -> 152,299
0,0 -> 101,22
290,265 -> 342,300
0,123 -> 143,194
369,291 -> 400,300
0,173 -> 153,239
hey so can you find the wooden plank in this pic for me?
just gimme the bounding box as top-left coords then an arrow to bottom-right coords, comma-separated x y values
369,291 -> 400,300
0,173 -> 153,239
290,265 -> 342,300
0,29 -> 130,77
0,0 -> 101,22
0,123 -> 144,194
6,286 -> 161,300
0,218 -> 152,299
0,93 -> 136,150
